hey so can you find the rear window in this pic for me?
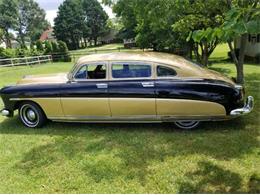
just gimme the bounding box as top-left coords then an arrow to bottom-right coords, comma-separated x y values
112,63 -> 151,78
157,65 -> 177,77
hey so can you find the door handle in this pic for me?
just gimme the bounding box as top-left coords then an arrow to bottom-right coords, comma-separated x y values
142,82 -> 154,88
96,83 -> 108,89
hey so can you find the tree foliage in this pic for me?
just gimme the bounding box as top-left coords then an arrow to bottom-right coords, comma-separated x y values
0,0 -> 48,48
189,0 -> 259,83
54,0 -> 108,50
82,0 -> 109,45
0,0 -> 18,48
173,0 -> 228,66
16,0 -> 49,48
108,0 -> 228,57
54,0 -> 85,50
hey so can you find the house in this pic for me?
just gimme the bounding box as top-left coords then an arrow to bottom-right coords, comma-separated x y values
0,40 -> 30,49
40,27 -> 56,42
100,29 -> 119,44
235,34 -> 260,58
123,38 -> 136,48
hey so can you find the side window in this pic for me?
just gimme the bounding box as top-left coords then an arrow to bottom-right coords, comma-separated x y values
112,63 -> 151,78
157,65 -> 177,77
74,64 -> 106,79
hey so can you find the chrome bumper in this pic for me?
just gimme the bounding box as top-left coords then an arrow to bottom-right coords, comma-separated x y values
230,96 -> 254,116
0,109 -> 10,117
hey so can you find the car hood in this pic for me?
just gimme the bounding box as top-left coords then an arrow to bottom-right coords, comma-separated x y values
16,73 -> 68,85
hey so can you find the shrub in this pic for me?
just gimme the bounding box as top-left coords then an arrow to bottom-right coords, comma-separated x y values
15,48 -> 31,57
44,40 -> 53,54
0,48 -> 16,58
58,41 -> 69,53
53,41 -> 71,62
36,40 -> 44,51
29,48 -> 43,56
51,41 -> 59,53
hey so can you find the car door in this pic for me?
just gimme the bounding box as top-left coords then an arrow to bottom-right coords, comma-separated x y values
59,62 -> 110,119
108,61 -> 156,120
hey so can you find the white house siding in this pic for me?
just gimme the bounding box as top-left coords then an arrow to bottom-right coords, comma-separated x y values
235,34 -> 260,57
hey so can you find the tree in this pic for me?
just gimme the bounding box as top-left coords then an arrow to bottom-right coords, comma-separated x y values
82,0 -> 109,46
173,0 -> 228,66
0,0 -> 18,48
112,0 -> 137,40
224,0 -> 259,84
106,0 -> 227,56
16,0 -> 49,48
54,0 -> 86,50
0,28 -> 4,45
189,0 -> 259,84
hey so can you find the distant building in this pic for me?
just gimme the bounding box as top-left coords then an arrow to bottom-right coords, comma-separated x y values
123,38 -> 136,48
100,29 -> 119,44
40,27 -> 56,42
235,34 -> 260,57
0,40 -> 30,49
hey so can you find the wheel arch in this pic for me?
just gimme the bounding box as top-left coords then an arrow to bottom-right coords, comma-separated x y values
15,100 -> 47,118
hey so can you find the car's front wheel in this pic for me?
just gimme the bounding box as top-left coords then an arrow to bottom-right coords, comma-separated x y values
19,102 -> 47,128
174,121 -> 200,130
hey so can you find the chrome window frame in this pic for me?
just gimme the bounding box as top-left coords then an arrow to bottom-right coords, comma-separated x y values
109,61 -> 154,81
72,61 -> 109,82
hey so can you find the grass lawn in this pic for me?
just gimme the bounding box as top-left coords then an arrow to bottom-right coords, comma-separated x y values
0,45 -> 259,193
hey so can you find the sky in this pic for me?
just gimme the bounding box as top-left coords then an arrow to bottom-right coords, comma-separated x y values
35,0 -> 115,26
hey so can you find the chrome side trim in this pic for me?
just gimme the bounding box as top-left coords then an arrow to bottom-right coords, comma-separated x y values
142,82 -> 154,87
49,115 -> 230,122
230,96 -> 254,116
96,83 -> 108,89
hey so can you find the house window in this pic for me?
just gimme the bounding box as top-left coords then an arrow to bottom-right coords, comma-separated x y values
248,34 -> 259,43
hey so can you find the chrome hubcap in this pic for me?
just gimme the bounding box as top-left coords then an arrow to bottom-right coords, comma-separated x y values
27,109 -> 36,121
20,105 -> 39,127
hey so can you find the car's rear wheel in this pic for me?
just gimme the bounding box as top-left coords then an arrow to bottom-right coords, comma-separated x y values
174,121 -> 200,130
19,102 -> 47,128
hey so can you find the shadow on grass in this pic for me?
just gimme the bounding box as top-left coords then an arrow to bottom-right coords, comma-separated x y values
178,160 -> 260,193
1,115 -> 257,186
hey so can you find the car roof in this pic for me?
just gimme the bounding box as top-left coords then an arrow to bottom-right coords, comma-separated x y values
77,51 -> 197,68
75,51 -> 211,78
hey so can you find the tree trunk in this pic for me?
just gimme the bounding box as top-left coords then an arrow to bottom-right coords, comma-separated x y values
4,29 -> 12,48
193,43 -> 201,63
202,42 -> 209,66
84,38 -> 87,48
94,37 -> 97,46
188,41 -> 193,59
236,34 -> 247,84
18,31 -> 26,49
227,35 -> 247,84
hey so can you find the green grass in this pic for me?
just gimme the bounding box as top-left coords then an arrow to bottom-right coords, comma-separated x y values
0,45 -> 259,193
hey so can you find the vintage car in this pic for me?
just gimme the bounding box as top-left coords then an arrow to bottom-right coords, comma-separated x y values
0,52 -> 254,129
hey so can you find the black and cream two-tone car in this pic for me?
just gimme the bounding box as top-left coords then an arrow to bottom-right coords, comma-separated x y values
0,52 -> 254,129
